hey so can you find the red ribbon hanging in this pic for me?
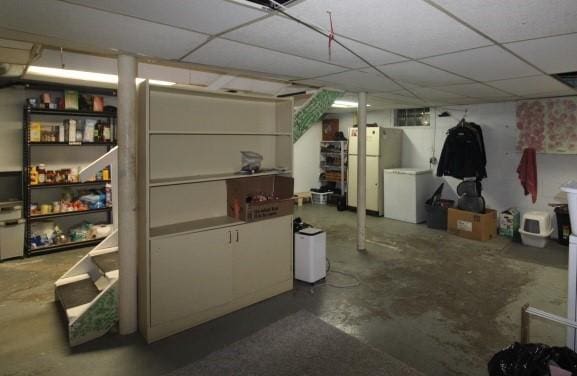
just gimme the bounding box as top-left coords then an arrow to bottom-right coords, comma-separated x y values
328,11 -> 334,60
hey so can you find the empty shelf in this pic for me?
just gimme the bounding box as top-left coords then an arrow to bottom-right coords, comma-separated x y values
150,216 -> 245,239
150,170 -> 291,187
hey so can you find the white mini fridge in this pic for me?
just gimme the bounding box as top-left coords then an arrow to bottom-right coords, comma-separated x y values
294,228 -> 326,283
383,168 -> 437,223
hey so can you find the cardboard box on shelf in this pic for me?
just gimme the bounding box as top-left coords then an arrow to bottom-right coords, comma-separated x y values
499,208 -> 520,238
447,208 -> 497,241
227,175 -> 294,222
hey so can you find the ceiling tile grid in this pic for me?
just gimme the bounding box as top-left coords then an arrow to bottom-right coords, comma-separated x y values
63,0 -> 268,35
420,45 -> 541,82
183,38 -> 346,79
0,0 -> 209,59
223,15 -> 407,69
486,75 -> 577,97
374,61 -> 472,87
505,33 -> 577,74
431,83 -> 513,99
302,70 -> 403,93
429,0 -> 577,43
287,0 -> 492,58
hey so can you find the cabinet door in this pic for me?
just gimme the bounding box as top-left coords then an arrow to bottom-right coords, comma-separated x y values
150,229 -> 233,326
232,216 -> 293,298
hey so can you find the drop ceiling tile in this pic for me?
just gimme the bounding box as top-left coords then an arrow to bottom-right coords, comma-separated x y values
183,38 -> 345,79
372,91 -> 428,106
405,87 -> 464,101
224,15 -> 406,69
0,0 -> 208,59
223,77 -> 288,95
421,46 -> 540,81
487,75 -> 576,96
433,83 -> 512,98
431,0 -> 577,43
64,0 -> 267,35
188,71 -> 223,86
506,33 -> 577,74
288,0 -> 491,58
0,38 -> 33,50
518,91 -> 577,99
36,49 -> 118,75
374,61 -> 472,87
312,70 -> 403,92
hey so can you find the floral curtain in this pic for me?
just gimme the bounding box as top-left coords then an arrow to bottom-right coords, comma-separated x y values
516,97 -> 577,154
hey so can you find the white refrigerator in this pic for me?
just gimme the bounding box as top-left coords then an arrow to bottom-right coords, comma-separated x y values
347,127 -> 402,216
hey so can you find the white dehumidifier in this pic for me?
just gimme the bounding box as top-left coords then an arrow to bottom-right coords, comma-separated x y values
294,227 -> 326,283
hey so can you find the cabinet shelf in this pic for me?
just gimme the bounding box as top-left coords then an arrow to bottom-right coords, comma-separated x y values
150,170 -> 291,187
27,108 -> 116,117
29,180 -> 110,189
149,131 -> 290,136
30,207 -> 111,220
150,216 -> 245,239
29,237 -> 106,255
28,141 -> 115,146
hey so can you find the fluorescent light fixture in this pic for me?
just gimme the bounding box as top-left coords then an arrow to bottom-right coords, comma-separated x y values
27,66 -> 117,83
331,100 -> 371,108
26,66 -> 176,86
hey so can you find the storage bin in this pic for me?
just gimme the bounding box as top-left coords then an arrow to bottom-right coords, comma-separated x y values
519,211 -> 554,248
311,191 -> 333,205
0,201 -> 22,222
425,200 -> 454,230
0,219 -> 25,261
555,206 -> 571,246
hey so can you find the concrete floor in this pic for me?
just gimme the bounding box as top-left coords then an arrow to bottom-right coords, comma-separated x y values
0,204 -> 569,376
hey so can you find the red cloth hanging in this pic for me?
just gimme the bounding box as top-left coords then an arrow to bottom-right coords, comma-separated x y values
517,148 -> 538,203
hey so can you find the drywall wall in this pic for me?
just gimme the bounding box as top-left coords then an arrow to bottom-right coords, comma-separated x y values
293,121 -> 322,193
0,87 -> 26,172
333,102 -> 577,226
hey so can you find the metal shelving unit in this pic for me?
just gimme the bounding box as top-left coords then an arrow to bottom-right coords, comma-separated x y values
23,97 -> 117,256
320,140 -> 348,200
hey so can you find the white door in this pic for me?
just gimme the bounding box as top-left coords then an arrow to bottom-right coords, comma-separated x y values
348,155 -> 379,212
150,229 -> 233,326
366,127 -> 380,156
232,216 -> 293,298
348,155 -> 357,208
366,156 -> 380,212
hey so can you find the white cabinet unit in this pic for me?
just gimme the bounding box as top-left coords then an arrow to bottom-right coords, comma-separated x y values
347,127 -> 402,215
138,83 -> 294,343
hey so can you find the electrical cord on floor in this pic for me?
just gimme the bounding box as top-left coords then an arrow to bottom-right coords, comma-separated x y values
308,258 -> 361,294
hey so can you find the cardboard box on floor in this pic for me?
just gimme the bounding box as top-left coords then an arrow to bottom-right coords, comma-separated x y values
447,208 -> 497,241
227,175 -> 294,222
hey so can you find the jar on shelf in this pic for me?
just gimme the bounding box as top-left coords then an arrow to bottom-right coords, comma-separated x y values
37,164 -> 46,184
29,166 -> 38,185
46,170 -> 55,184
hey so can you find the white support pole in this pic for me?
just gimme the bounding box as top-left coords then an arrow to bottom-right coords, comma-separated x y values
117,54 -> 138,335
357,92 -> 367,252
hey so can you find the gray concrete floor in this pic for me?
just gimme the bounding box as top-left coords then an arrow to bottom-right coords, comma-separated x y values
0,204 -> 569,376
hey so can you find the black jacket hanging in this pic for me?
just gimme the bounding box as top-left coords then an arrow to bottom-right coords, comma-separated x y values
436,121 -> 487,180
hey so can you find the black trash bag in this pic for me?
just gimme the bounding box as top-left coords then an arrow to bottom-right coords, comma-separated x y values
550,346 -> 577,374
488,342 -> 552,376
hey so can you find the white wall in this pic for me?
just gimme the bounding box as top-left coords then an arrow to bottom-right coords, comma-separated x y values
293,121 -> 322,193
333,102 -> 577,223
